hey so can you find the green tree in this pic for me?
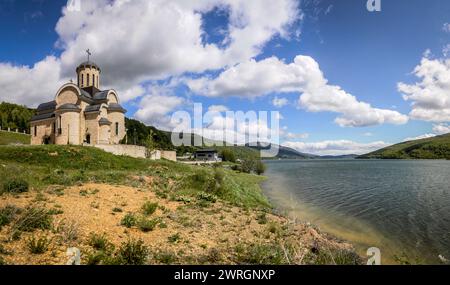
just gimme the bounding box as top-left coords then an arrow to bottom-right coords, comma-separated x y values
255,161 -> 267,175
220,148 -> 236,163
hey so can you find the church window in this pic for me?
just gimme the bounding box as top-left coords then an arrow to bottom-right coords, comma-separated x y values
81,74 -> 84,86
34,126 -> 37,137
87,74 -> 90,86
115,123 -> 119,136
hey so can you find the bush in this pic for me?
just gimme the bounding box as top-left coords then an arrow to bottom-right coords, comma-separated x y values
168,233 -> 181,243
88,233 -> 114,252
256,213 -> 268,225
197,192 -> 218,203
137,217 -> 159,232
13,207 -> 52,233
241,159 -> 256,174
53,219 -> 79,243
0,256 -> 6,265
141,202 -> 158,216
0,205 -> 21,230
2,178 -> 29,195
154,250 -> 177,264
220,149 -> 236,163
120,213 -> 137,228
306,247 -> 363,265
115,239 -> 149,265
235,243 -> 285,265
27,235 -> 50,254
255,161 -> 266,175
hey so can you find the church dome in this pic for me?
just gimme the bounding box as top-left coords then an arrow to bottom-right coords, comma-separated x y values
76,61 -> 101,73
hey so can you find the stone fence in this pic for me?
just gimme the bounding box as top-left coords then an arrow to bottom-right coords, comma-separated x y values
92,144 -> 177,161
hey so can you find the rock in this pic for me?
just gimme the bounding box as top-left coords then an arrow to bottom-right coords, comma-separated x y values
66,247 -> 81,265
438,255 -> 448,263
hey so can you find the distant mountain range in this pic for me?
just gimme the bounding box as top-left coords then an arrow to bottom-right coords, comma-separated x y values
359,133 -> 450,159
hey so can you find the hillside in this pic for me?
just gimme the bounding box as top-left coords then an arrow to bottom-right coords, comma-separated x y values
0,102 -> 35,133
359,134 -> 450,159
0,131 -> 30,145
246,143 -> 317,159
0,145 -> 360,265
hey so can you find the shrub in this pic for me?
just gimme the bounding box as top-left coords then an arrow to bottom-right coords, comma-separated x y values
115,239 -> 149,265
306,247 -> 363,265
241,158 -> 256,174
0,256 -> 6,265
112,207 -> 123,213
12,207 -> 52,233
168,233 -> 181,243
154,250 -> 177,264
0,205 -> 21,230
2,178 -> 29,194
256,213 -> 268,225
255,161 -> 266,175
220,149 -> 236,163
141,202 -> 158,216
120,213 -> 137,228
88,233 -> 114,252
197,192 -> 218,203
235,243 -> 285,265
137,217 -> 158,232
27,235 -> 50,254
53,219 -> 79,243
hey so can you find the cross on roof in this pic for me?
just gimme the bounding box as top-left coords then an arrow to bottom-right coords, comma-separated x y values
86,49 -> 92,62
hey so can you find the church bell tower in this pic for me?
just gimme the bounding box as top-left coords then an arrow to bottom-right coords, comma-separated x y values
76,49 -> 101,90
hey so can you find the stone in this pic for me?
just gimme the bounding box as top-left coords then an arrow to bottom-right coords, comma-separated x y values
66,247 -> 81,265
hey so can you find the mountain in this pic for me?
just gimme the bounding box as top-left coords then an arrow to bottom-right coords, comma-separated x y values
359,134 -> 450,159
319,154 -> 358,159
246,142 -> 318,159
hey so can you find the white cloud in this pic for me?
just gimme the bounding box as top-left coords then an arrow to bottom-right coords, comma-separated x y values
134,85 -> 185,130
403,133 -> 436,142
208,105 -> 229,113
283,140 -> 391,156
432,123 -> 450,135
187,55 -> 408,127
283,132 -> 309,140
272,96 -> 289,108
363,132 -> 373,137
0,56 -> 66,106
443,23 -> 450,33
398,58 -> 450,122
56,0 -> 300,92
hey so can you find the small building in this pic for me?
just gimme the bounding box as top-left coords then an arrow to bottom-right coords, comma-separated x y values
194,149 -> 221,162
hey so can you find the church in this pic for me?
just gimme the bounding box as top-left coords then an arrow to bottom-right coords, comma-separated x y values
30,58 -> 126,146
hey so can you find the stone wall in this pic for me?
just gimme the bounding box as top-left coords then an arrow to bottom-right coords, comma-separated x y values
93,144 -> 147,159
161,151 -> 177,162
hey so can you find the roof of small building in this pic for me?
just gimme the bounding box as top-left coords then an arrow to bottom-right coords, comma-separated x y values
30,112 -> 55,122
56,103 -> 81,111
108,103 -> 126,113
36,101 -> 56,113
195,149 -> 218,153
98,117 -> 112,125
84,104 -> 102,113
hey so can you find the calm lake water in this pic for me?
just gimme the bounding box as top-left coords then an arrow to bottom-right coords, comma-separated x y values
262,159 -> 450,264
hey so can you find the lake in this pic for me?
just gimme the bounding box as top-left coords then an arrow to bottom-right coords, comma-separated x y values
262,159 -> 450,264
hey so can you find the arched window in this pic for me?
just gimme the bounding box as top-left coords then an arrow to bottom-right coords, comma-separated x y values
115,122 -> 119,136
87,74 -> 90,86
81,74 -> 84,86
34,126 -> 37,137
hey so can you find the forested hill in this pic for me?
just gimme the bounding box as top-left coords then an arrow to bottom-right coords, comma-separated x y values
359,134 -> 450,159
0,102 -> 35,133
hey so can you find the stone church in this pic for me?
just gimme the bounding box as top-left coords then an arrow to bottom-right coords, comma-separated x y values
30,60 -> 126,145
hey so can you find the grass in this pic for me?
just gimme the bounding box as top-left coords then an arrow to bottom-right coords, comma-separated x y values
0,131 -> 30,145
141,202 -> 158,216
121,213 -> 137,228
88,233 -> 114,252
1,178 -> 29,195
0,205 -> 21,230
137,217 -> 159,232
0,145 -> 270,209
27,235 -> 51,254
11,207 -> 52,236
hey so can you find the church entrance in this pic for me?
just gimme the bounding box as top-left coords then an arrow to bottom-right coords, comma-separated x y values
43,136 -> 51,145
86,134 -> 91,145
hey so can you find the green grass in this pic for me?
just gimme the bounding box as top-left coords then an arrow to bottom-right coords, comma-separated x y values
0,145 -> 270,209
0,131 -> 30,145
359,133 -> 450,159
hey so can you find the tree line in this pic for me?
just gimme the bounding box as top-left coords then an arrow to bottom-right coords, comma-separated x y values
0,102 -> 35,133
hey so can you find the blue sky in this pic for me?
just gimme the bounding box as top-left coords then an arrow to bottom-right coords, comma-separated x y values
0,0 -> 449,155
